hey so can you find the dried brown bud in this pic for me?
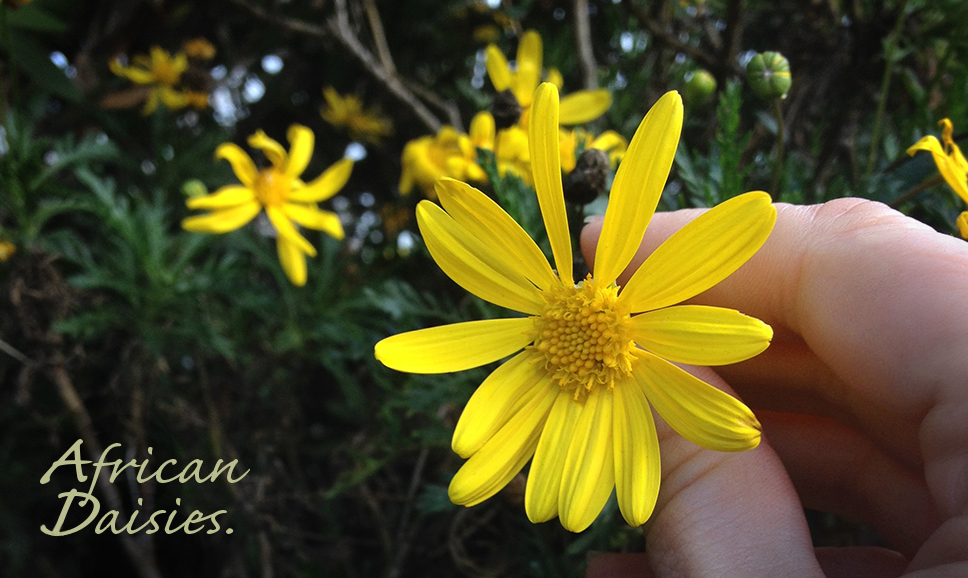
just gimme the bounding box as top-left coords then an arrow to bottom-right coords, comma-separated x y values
490,89 -> 522,130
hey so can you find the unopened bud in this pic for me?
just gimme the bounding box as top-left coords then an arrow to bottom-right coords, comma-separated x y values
746,52 -> 792,100
182,179 -> 208,198
563,149 -> 609,205
683,70 -> 717,107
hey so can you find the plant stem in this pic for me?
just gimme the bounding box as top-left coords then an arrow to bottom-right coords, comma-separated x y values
770,99 -> 785,196
867,0 -> 910,176
887,174 -> 943,208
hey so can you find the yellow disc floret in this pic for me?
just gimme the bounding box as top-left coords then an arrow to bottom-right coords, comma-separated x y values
531,274 -> 634,398
254,169 -> 292,207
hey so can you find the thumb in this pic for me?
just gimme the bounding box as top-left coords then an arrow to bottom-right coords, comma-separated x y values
581,215 -> 823,577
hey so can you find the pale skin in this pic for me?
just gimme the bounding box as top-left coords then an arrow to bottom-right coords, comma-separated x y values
579,198 -> 968,578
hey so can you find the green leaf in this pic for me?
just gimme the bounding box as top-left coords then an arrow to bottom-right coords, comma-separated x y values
2,28 -> 81,101
7,4 -> 67,33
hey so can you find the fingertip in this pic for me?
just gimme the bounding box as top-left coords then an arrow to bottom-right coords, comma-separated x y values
579,216 -> 604,270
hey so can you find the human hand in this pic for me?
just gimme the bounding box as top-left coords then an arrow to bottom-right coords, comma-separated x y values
580,198 -> 968,578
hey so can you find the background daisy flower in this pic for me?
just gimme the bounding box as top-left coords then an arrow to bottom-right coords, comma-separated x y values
182,125 -> 352,286
398,115 -> 492,198
486,30 -> 612,127
110,46 -> 191,114
375,84 -> 776,532
320,87 -> 393,144
908,118 -> 968,238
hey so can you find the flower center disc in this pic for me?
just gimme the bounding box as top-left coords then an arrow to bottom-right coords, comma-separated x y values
255,169 -> 292,207
153,62 -> 182,86
531,275 -> 634,398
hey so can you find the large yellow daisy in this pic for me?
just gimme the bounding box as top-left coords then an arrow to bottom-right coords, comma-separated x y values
182,125 -> 352,286
908,118 -> 968,238
375,84 -> 776,532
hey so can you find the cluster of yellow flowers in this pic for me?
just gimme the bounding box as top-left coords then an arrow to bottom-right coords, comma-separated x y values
398,30 -> 626,199
110,39 -> 215,115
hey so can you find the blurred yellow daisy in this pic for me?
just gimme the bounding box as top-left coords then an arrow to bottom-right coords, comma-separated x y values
908,118 -> 968,238
182,125 -> 352,286
375,84 -> 775,531
110,47 -> 194,115
486,30 -> 612,128
320,87 -> 393,144
399,115 -> 492,198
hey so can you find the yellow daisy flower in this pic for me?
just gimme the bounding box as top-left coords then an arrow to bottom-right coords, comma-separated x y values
399,117 -> 491,198
320,87 -> 393,144
486,30 -> 612,128
375,84 -> 776,532
110,46 -> 193,115
182,125 -> 352,286
907,118 -> 968,238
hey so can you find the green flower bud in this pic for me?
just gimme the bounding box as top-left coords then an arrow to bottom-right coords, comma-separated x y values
181,179 -> 208,198
683,70 -> 717,107
746,52 -> 792,100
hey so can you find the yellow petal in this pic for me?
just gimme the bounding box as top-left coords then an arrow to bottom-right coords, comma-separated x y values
453,350 -> 550,458
283,203 -> 344,240
247,129 -> 287,169
546,67 -> 564,89
186,185 -> 255,210
594,91 -> 683,287
590,130 -> 628,166
469,111 -> 496,150
159,87 -> 189,109
416,201 -> 545,315
632,350 -> 761,452
620,191 -> 776,313
266,206 -> 317,257
290,159 -> 354,203
529,83 -> 573,284
628,305 -> 773,366
485,44 -> 512,92
558,89 -> 613,125
142,90 -> 160,115
448,375 -> 558,507
559,386 -> 615,533
181,201 -> 261,234
277,237 -> 308,286
285,124 -> 314,178
958,211 -> 968,239
215,143 -> 258,187
513,30 -> 542,107
525,391 -> 582,524
612,378 -> 660,527
374,318 -> 534,374
109,60 -> 154,84
908,135 -> 968,204
435,178 -> 556,291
